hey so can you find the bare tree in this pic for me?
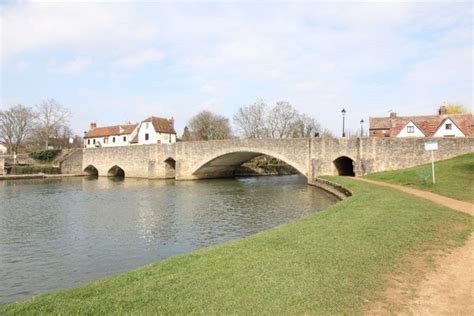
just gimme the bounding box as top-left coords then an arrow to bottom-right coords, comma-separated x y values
233,100 -> 268,138
290,114 -> 322,138
188,110 -> 232,140
35,99 -> 71,150
266,101 -> 299,138
0,105 -> 35,154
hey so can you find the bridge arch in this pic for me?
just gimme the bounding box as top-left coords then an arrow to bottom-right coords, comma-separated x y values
333,156 -> 355,176
84,165 -> 99,176
164,157 -> 176,178
107,165 -> 125,178
191,148 -> 307,179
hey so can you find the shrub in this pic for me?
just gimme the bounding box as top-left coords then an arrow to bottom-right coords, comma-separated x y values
10,166 -> 61,175
30,149 -> 61,161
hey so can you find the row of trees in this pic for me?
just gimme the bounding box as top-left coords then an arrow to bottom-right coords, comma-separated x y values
0,100 -> 73,154
184,100 -> 333,141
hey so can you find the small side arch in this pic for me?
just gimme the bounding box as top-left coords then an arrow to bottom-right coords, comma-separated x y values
107,165 -> 125,178
164,157 -> 176,179
333,156 -> 355,176
84,165 -> 99,177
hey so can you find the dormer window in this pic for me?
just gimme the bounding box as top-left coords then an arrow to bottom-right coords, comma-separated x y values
407,126 -> 414,133
445,123 -> 452,130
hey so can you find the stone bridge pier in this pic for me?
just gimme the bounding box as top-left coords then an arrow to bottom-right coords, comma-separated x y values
66,137 -> 474,182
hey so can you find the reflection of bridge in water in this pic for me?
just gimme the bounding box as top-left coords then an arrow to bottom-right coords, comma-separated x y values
63,137 -> 473,182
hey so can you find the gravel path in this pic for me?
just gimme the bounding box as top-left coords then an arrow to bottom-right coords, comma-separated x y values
356,178 -> 474,315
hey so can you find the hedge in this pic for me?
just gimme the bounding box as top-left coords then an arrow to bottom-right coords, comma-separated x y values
9,166 -> 61,175
30,149 -> 61,161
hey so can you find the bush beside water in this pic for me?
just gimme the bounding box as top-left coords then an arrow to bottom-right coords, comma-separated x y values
10,166 -> 61,175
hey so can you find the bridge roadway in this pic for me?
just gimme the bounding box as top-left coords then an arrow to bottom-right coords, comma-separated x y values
62,137 -> 473,182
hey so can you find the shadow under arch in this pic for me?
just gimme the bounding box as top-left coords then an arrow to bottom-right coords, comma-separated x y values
333,156 -> 355,176
164,157 -> 176,179
192,150 -> 306,179
107,165 -> 125,178
84,165 -> 99,177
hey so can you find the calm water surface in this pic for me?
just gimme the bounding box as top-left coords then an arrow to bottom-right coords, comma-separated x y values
0,175 -> 338,304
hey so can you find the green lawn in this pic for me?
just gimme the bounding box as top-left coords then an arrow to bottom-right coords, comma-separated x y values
1,178 -> 472,315
366,153 -> 474,203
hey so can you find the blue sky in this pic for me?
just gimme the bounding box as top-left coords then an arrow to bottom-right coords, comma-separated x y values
1,0 -> 472,136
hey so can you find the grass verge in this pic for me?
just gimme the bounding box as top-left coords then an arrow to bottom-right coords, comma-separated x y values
1,177 -> 472,315
366,153 -> 474,202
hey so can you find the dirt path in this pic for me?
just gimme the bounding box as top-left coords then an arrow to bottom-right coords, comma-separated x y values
355,178 -> 474,315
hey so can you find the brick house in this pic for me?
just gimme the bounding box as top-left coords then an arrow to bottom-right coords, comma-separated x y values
369,106 -> 473,138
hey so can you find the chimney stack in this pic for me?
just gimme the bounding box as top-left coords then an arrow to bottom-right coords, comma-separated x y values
169,117 -> 174,129
389,112 -> 397,118
90,122 -> 97,130
439,106 -> 448,116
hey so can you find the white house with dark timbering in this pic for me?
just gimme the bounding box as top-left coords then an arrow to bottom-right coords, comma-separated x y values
84,116 -> 176,148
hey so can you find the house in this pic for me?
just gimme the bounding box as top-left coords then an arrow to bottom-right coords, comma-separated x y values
137,116 -> 176,144
369,106 -> 473,138
0,144 -> 6,154
84,122 -> 139,148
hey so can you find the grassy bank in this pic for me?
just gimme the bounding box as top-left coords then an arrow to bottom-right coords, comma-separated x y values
2,177 -> 471,314
366,153 -> 474,202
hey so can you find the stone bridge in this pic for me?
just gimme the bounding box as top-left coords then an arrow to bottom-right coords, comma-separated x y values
61,137 -> 473,182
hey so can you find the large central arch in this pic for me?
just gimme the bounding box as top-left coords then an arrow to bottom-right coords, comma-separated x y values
191,149 -> 307,179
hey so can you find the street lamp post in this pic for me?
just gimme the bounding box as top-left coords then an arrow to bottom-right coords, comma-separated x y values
360,119 -> 364,137
341,108 -> 346,137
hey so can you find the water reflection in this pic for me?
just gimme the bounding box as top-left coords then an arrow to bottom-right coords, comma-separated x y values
0,175 -> 338,304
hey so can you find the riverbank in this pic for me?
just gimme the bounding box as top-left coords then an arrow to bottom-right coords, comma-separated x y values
0,173 -> 83,181
366,152 -> 474,202
1,177 -> 471,314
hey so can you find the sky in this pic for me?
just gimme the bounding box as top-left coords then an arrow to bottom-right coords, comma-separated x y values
1,0 -> 472,136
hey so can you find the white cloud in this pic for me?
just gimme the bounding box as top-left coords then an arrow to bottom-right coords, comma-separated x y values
47,57 -> 92,74
199,84 -> 216,93
61,57 -> 92,74
113,50 -> 165,69
1,1 -> 157,61
16,61 -> 29,72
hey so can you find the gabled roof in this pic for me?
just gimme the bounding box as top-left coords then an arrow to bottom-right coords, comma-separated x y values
369,113 -> 473,137
84,124 -> 138,138
142,116 -> 176,134
395,120 -> 426,137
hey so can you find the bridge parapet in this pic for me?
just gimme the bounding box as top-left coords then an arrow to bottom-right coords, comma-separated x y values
67,137 -> 474,181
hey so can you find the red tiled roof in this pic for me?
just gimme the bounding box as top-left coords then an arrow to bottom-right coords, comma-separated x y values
142,116 -> 176,134
84,124 -> 138,138
369,114 -> 473,137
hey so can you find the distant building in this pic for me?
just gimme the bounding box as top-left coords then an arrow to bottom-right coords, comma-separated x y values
84,116 -> 176,148
84,122 -> 139,148
0,144 -> 6,154
137,116 -> 176,144
369,106 -> 473,138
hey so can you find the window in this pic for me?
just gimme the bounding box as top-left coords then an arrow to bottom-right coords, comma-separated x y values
445,123 -> 452,130
145,133 -> 149,141
93,139 -> 96,144
145,122 -> 149,129
407,126 -> 414,133
87,139 -> 90,145
112,137 -> 115,143
104,137 -> 108,144
123,136 -> 126,142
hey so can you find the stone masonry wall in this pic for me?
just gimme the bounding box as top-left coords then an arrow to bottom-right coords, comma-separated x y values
65,137 -> 474,180
59,149 -> 83,174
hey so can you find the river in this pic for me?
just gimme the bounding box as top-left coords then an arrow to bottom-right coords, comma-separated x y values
0,175 -> 338,304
